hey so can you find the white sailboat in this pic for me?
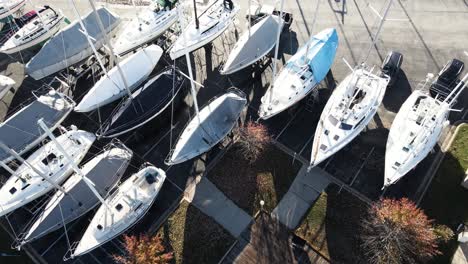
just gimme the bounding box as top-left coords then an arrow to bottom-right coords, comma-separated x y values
0,6 -> 64,54
220,14 -> 283,75
113,2 -> 178,55
75,44 -> 163,112
0,128 -> 95,217
383,73 -> 467,188
169,0 -> 239,60
258,28 -> 338,119
71,165 -> 166,257
166,88 -> 247,165
0,0 -> 25,20
310,67 -> 390,167
309,0 -> 394,169
20,145 -> 132,244
0,74 -> 15,99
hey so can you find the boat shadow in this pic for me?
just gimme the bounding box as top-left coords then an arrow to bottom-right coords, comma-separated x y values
382,69 -> 412,113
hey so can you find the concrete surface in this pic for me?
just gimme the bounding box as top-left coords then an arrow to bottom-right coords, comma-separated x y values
272,165 -> 331,229
0,0 -> 465,263
185,177 -> 253,238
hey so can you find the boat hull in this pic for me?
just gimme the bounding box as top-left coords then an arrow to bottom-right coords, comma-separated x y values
0,7 -> 64,54
384,90 -> 448,187
0,90 -> 74,163
310,68 -> 389,167
21,147 -> 132,244
0,0 -> 26,20
25,7 -> 120,80
166,88 -> 247,165
259,28 -> 338,120
98,67 -> 185,138
75,44 -> 163,112
113,8 -> 178,55
221,15 -> 283,75
169,1 -> 239,60
72,166 -> 166,257
0,130 -> 95,217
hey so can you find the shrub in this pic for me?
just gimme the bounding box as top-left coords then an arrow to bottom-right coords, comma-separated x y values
235,121 -> 271,163
433,224 -> 454,243
113,234 -> 173,264
361,198 -> 441,264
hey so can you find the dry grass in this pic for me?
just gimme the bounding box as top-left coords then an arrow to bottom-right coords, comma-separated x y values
295,185 -> 368,263
157,201 -> 235,264
422,124 -> 468,263
207,144 -> 301,215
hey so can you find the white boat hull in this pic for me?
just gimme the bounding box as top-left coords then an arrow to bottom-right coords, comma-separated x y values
72,166 -> 166,257
0,129 -> 95,217
384,90 -> 448,187
169,0 -> 239,60
113,8 -> 178,55
0,7 -> 63,54
75,44 -> 163,112
0,0 -> 26,20
310,68 -> 389,167
221,15 -> 283,75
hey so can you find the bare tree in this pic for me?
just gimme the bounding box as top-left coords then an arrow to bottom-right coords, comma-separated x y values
361,198 -> 443,264
113,234 -> 173,264
235,121 -> 271,163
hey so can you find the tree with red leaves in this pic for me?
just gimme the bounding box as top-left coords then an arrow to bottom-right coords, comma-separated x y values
113,234 -> 173,264
235,121 -> 272,163
361,198 -> 448,264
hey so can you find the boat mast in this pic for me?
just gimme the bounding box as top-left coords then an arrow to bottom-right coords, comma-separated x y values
69,0 -> 109,78
37,119 -> 112,212
302,0 -> 320,65
268,0 -> 285,104
247,0 -> 251,37
26,0 -> 46,30
193,0 -> 199,29
178,7 -> 200,119
87,0 -> 134,99
0,142 -> 67,194
361,0 -> 393,63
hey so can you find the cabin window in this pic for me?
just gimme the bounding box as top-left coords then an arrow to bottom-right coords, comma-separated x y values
333,135 -> 339,141
145,173 -> 157,184
320,144 -> 327,151
328,116 -> 339,126
21,184 -> 30,190
394,162 -> 401,167
33,21 -> 39,25
71,138 -> 81,145
340,123 -> 353,130
116,204 -> 123,212
42,153 -> 58,166
403,147 -> 410,152
14,34 -> 20,39
324,130 -> 329,135
9,187 -> 17,194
